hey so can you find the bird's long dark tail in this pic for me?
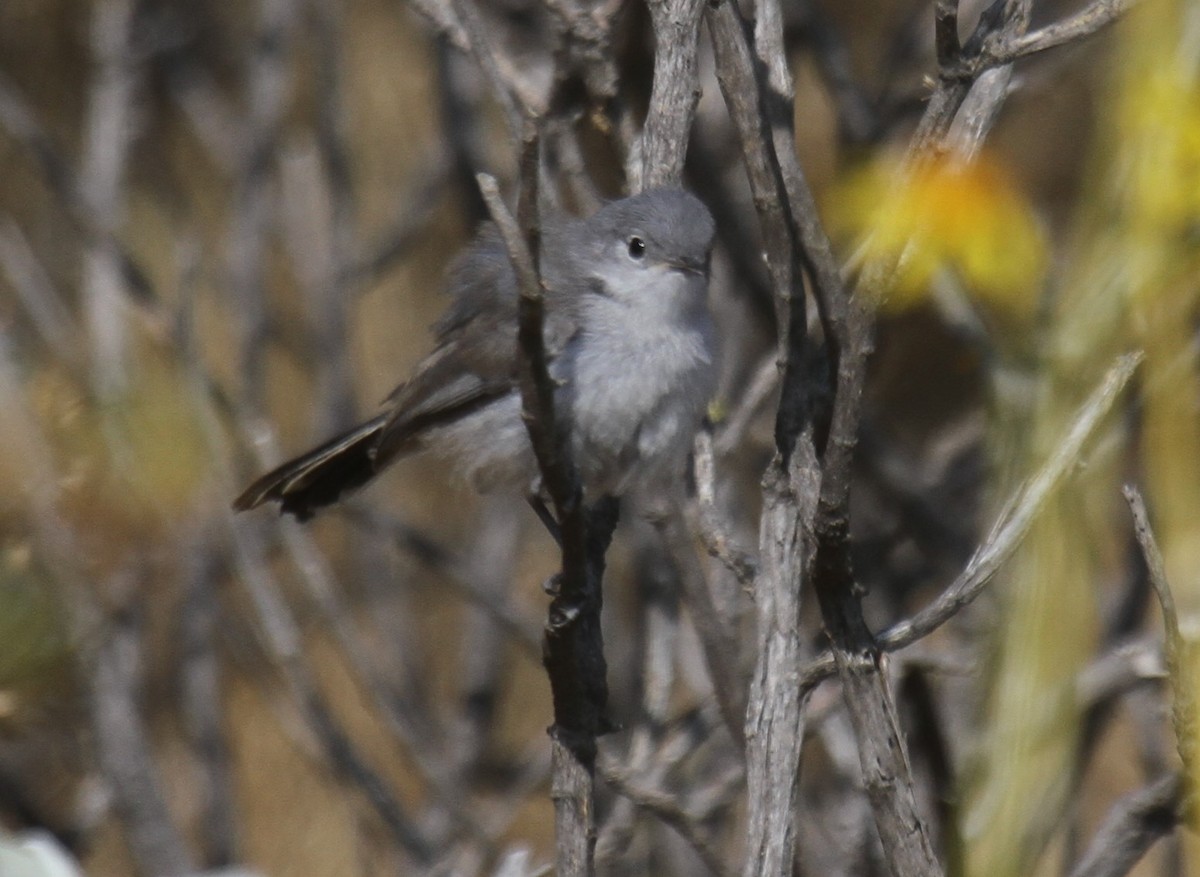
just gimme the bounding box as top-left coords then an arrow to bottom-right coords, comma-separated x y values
233,413 -> 392,520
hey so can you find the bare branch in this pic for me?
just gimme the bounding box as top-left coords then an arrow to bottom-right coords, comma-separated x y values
944,66 -> 1014,162
403,0 -> 469,51
179,533 -> 239,868
226,519 -> 436,864
479,124 -> 618,876
0,218 -> 78,366
935,1 -> 962,68
0,73 -> 164,318
80,0 -> 139,396
705,4 -> 829,871
600,760 -> 732,877
1067,772 -> 1185,877
733,1 -> 941,871
639,0 -> 707,189
693,429 -> 757,587
799,353 -> 1144,692
88,601 -> 198,877
1123,486 -> 1198,774
949,0 -> 1135,79
447,0 -> 527,135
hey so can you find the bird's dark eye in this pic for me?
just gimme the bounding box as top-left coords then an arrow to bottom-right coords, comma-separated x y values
627,236 -> 646,259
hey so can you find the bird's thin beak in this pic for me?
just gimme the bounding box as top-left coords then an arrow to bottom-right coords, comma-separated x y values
669,253 -> 711,277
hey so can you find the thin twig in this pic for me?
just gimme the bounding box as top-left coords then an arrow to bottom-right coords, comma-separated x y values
600,761 -> 732,877
0,218 -> 78,367
799,353 -> 1143,692
1067,772 -> 1185,877
948,0 -> 1134,79
226,519 -> 436,864
693,429 -> 757,588
479,124 -> 617,876
89,601 -> 199,877
343,505 -> 543,658
179,531 -> 239,868
935,1 -> 962,68
80,0 -> 139,396
446,0 -> 528,136
706,5 -> 820,873
639,0 -> 707,189
1123,486 -> 1198,774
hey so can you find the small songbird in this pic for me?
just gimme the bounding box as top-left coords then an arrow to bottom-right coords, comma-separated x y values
233,188 -> 717,520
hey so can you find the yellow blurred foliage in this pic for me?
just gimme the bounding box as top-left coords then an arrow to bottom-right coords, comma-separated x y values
1115,0 -> 1200,827
828,151 -> 1047,315
1115,22 -> 1200,248
25,342 -> 213,551
965,0 -> 1200,874
0,544 -> 69,697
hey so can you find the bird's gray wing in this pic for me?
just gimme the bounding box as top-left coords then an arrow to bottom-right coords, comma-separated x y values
372,322 -> 517,464
372,223 -> 579,465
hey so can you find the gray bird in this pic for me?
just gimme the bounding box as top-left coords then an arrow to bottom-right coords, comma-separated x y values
233,188 -> 717,520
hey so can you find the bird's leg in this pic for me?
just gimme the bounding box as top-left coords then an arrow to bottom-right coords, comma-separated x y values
528,494 -> 565,595
527,494 -> 563,548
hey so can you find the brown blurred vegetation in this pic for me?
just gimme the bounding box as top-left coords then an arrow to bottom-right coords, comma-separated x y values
0,0 -> 1196,875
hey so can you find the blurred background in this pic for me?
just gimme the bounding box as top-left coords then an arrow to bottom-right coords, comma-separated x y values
0,0 -> 1196,874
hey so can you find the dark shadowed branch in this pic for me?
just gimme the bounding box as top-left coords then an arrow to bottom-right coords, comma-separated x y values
800,352 -> 1143,693
705,5 -> 819,872
1067,772 -> 1186,877
479,124 -> 618,874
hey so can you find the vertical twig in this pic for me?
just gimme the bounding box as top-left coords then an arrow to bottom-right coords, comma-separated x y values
89,596 -> 198,877
229,0 -> 296,421
226,520 -> 437,864
80,0 -> 138,398
303,0 -> 359,434
595,519 -> 680,870
655,506 -> 747,745
639,0 -> 707,189
705,5 -> 818,873
179,533 -> 239,868
1123,487 -> 1198,774
478,123 -> 618,876
452,499 -> 524,776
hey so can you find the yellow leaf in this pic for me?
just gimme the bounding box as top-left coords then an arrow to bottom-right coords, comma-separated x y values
828,152 -> 1047,316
